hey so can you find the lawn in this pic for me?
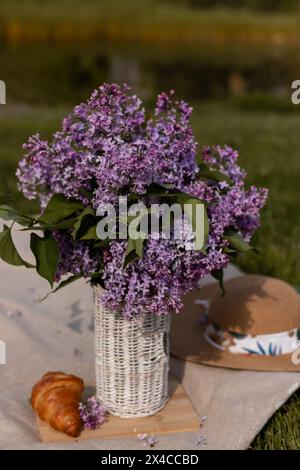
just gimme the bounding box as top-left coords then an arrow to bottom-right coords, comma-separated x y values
0,100 -> 299,449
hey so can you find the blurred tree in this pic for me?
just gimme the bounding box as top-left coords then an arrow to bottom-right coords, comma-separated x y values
176,0 -> 298,11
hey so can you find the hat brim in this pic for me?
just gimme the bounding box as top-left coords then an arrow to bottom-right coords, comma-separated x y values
170,283 -> 300,372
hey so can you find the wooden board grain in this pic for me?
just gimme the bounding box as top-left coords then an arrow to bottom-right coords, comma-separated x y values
37,377 -> 199,443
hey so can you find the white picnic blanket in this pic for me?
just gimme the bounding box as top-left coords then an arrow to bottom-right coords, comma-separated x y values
0,223 -> 299,450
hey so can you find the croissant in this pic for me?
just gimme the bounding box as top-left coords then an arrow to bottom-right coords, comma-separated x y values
31,371 -> 84,437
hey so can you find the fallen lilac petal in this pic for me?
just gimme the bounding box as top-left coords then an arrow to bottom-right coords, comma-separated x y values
137,433 -> 158,448
5,309 -> 22,318
195,433 -> 207,446
79,396 -> 107,430
147,435 -> 158,447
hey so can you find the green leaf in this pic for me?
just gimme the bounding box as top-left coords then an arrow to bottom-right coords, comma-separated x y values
129,183 -> 177,201
0,195 -> 13,205
90,270 -> 103,279
39,194 -> 83,225
40,274 -> 82,301
224,230 -> 253,253
0,204 -> 34,226
123,237 -> 144,268
134,237 -> 144,258
0,225 -> 33,267
21,217 -> 77,231
0,174 -> 9,195
79,188 -> 93,201
223,247 -> 239,254
72,207 -> 98,240
80,226 -> 98,240
198,170 -> 230,183
30,232 -> 59,287
145,183 -> 176,197
211,269 -> 225,297
197,163 -> 210,172
0,175 -> 14,205
198,163 -> 230,184
93,239 -> 110,249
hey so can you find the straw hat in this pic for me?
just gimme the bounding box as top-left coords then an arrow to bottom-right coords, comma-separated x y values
170,275 -> 300,371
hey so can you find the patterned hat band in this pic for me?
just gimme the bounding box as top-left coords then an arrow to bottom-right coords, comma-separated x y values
203,320 -> 300,356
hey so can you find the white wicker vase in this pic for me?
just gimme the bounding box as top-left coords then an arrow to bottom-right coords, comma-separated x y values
94,286 -> 171,418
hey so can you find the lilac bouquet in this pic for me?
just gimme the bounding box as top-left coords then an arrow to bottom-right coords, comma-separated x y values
0,84 -> 267,318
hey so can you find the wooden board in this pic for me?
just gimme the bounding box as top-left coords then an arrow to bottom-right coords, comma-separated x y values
37,377 -> 199,443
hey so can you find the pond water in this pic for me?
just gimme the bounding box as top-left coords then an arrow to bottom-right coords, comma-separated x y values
0,40 -> 298,105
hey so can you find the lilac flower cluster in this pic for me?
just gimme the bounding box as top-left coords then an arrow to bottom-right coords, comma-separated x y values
17,83 -> 267,318
79,396 -> 106,430
52,231 -> 99,282
17,85 -> 196,208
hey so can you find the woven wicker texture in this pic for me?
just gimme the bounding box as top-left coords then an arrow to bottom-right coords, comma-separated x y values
94,286 -> 170,418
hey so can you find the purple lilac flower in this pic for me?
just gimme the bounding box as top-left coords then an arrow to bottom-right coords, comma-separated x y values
79,396 -> 106,430
137,433 -> 159,447
16,84 -> 268,318
16,134 -> 52,207
53,231 -> 99,281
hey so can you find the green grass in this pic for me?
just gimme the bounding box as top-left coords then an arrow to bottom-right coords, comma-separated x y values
251,391 -> 300,449
0,1 -> 299,44
0,101 -> 299,448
